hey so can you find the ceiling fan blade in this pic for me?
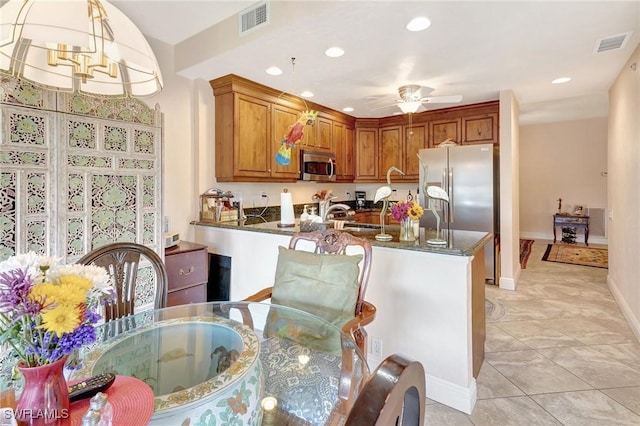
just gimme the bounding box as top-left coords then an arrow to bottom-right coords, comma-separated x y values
421,95 -> 463,104
371,103 -> 398,111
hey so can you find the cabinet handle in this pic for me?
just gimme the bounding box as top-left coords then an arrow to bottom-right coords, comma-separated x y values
179,266 -> 195,276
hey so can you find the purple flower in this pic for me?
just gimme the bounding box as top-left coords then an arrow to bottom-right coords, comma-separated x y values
0,268 -> 40,315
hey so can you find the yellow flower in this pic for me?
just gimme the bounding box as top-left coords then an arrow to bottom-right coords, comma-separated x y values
28,283 -> 62,307
408,202 -> 424,220
38,304 -> 82,337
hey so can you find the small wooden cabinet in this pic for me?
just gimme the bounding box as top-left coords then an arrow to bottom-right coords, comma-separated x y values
165,241 -> 209,306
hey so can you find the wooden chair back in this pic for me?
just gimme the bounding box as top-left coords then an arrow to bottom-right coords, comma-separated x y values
77,242 -> 168,321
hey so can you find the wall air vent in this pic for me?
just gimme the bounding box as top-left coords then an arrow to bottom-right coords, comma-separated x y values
239,1 -> 270,35
594,32 -> 632,53
586,207 -> 606,237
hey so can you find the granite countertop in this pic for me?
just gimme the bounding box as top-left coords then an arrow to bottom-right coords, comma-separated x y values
192,218 -> 492,256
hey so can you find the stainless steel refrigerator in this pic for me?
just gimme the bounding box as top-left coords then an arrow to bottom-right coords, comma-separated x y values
418,143 -> 499,284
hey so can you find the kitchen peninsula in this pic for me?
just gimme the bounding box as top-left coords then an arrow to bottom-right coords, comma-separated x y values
193,219 -> 491,414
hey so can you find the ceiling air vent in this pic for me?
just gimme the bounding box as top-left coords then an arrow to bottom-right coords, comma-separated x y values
239,1 -> 270,35
594,32 -> 632,53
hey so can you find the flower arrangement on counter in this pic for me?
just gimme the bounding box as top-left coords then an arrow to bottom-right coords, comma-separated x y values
0,252 -> 115,367
391,200 -> 424,221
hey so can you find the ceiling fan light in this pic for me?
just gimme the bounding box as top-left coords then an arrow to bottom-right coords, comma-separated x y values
398,101 -> 421,114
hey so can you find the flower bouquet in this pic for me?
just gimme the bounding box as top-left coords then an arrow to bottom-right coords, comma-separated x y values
391,201 -> 424,241
0,252 -> 115,368
0,252 -> 114,424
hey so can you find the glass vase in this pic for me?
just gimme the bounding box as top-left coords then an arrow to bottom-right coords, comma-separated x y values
16,356 -> 69,426
399,218 -> 415,242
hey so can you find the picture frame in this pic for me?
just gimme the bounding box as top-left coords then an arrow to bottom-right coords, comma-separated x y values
573,205 -> 584,215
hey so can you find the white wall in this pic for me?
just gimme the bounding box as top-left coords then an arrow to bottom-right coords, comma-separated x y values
607,43 -> 640,340
520,118 -> 608,242
498,90 -> 520,291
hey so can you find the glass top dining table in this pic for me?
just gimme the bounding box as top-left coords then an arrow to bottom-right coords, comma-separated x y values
70,301 -> 369,426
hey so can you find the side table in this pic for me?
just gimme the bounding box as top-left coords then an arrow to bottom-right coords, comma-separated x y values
165,241 -> 209,305
553,214 -> 590,246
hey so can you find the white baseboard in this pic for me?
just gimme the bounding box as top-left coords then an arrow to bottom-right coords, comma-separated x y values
520,231 -> 608,245
607,275 -> 640,342
425,374 -> 477,414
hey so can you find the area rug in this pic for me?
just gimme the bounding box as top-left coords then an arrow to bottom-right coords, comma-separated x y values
520,239 -> 534,269
542,244 -> 608,269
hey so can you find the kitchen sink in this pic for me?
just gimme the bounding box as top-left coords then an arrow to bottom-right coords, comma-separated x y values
342,223 -> 382,233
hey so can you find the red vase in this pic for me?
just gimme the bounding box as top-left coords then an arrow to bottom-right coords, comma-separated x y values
16,356 -> 69,426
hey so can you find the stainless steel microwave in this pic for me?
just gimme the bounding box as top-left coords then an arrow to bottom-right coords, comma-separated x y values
300,150 -> 336,182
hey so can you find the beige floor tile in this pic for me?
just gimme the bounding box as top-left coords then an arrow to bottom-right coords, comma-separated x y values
484,324 -> 531,352
486,350 -> 592,394
531,390 -> 640,425
493,320 -> 581,349
537,346 -> 640,389
427,239 -> 640,424
476,362 -> 525,399
601,386 -> 640,416
469,396 -> 562,425
425,402 -> 474,425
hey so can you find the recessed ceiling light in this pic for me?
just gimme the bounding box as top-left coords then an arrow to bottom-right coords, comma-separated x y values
266,66 -> 282,76
325,47 -> 345,58
300,91 -> 314,98
406,16 -> 431,32
552,77 -> 571,84
342,107 -> 354,112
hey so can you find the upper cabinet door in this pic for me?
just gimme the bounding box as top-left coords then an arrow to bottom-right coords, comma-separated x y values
355,128 -> 378,181
404,124 -> 426,180
429,118 -> 461,147
233,94 -> 272,178
462,113 -> 498,145
317,117 -> 333,151
379,125 -> 403,180
271,104 -> 302,179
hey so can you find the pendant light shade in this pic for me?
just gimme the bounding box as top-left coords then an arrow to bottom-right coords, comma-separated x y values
0,0 -> 163,97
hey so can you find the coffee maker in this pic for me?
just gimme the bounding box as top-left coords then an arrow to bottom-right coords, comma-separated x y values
355,191 -> 366,210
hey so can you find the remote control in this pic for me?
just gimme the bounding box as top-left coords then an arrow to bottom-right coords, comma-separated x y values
68,373 -> 116,403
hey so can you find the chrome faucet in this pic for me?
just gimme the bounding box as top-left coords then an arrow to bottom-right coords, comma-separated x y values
320,202 -> 351,223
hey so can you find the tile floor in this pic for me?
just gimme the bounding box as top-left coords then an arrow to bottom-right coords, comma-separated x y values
426,240 -> 640,425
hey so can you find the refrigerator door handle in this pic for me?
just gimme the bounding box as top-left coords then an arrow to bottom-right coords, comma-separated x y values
449,168 -> 454,223
441,168 -> 448,222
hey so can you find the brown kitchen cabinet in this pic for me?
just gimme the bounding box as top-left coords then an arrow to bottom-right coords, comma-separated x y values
334,121 -> 355,181
429,117 -> 461,147
165,241 -> 209,306
271,103 -> 303,179
355,125 -> 378,181
462,112 -> 498,145
378,124 -> 426,182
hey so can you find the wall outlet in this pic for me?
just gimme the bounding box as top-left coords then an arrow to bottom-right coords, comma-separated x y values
345,191 -> 351,199
163,216 -> 169,233
371,337 -> 383,358
260,191 -> 267,198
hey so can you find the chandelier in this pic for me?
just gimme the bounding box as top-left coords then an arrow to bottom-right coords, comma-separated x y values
0,0 -> 163,97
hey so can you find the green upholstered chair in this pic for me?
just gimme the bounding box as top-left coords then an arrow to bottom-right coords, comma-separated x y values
243,229 -> 375,425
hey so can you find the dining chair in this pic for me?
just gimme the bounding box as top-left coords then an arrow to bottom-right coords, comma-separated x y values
77,242 -> 168,322
244,229 -> 376,355
345,354 -> 426,425
243,229 -> 376,425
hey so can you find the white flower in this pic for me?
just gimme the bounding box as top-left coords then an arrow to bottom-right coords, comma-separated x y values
47,263 -> 115,302
0,252 -> 61,283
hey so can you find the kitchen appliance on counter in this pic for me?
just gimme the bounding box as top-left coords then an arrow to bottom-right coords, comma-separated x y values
419,144 -> 499,284
355,191 -> 366,210
200,189 -> 238,223
300,150 -> 336,182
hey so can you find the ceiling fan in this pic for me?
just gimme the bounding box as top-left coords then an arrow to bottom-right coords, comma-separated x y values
377,84 -> 463,114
